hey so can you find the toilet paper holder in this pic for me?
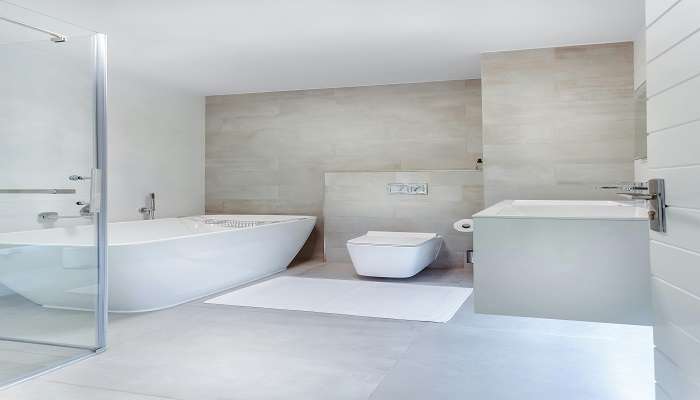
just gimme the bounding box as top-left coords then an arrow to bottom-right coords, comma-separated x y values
453,218 -> 474,233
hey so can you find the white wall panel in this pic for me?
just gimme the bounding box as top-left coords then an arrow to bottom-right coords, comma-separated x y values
648,121 -> 700,168
647,0 -> 681,27
648,0 -> 700,60
648,30 -> 700,96
648,167 -> 700,208
651,241 -> 700,298
651,208 -> 700,252
655,349 -> 700,400
653,277 -> 700,343
647,0 -> 700,397
654,323 -> 700,380
648,76 -> 700,132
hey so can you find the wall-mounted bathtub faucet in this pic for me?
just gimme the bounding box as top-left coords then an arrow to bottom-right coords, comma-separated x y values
38,202 -> 94,223
139,193 -> 156,220
599,179 -> 667,233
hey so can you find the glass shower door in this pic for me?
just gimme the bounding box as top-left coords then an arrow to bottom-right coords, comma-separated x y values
0,8 -> 107,387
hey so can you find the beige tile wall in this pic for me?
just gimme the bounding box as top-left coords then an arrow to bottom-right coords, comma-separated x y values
480,43 -> 636,206
323,170 -> 483,268
206,80 -> 483,259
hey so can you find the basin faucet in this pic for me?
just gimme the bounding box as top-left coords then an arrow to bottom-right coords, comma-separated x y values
139,193 -> 156,220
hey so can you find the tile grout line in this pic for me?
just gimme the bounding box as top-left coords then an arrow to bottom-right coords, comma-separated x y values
40,379 -> 185,400
365,322 -> 433,400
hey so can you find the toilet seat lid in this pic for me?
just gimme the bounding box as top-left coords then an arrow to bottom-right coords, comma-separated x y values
347,231 -> 438,247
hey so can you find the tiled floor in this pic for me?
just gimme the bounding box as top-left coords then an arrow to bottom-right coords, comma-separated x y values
0,342 -> 89,388
0,291 -> 97,388
0,261 -> 654,400
0,293 -> 98,346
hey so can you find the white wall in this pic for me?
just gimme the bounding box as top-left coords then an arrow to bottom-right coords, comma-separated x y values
0,36 -> 96,233
0,38 -> 205,234
108,70 -> 205,221
646,0 -> 700,399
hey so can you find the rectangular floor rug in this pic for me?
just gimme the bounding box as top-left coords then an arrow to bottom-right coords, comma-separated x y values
205,276 -> 472,323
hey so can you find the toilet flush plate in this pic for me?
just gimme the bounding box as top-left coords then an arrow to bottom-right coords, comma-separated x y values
387,183 -> 428,195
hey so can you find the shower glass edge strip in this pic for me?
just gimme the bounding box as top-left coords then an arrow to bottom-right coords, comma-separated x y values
94,32 -> 108,352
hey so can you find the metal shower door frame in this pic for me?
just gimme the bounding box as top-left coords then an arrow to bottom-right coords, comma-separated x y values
0,31 -> 109,389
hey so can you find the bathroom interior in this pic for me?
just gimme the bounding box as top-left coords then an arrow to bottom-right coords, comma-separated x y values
1,0 -> 699,399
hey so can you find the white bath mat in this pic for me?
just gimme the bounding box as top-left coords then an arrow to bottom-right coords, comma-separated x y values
205,277 -> 472,323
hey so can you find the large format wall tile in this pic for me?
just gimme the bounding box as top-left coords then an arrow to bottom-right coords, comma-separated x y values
205,81 -> 483,259
480,43 -> 635,206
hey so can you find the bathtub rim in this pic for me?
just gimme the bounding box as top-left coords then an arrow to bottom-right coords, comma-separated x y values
0,215 -> 317,248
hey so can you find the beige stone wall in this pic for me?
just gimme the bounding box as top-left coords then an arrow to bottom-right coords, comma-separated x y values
324,170 -> 483,268
205,80 -> 483,259
481,42 -> 635,206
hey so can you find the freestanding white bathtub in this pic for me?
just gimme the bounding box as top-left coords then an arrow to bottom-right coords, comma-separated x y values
0,215 -> 315,312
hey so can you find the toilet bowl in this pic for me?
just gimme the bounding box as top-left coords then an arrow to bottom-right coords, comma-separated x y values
346,231 -> 443,278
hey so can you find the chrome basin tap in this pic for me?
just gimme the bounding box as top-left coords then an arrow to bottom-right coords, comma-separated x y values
139,193 -> 156,220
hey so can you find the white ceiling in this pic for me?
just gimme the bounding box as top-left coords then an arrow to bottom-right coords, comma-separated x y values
4,0 -> 644,95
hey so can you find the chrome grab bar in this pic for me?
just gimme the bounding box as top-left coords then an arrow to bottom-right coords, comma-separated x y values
0,189 -> 76,194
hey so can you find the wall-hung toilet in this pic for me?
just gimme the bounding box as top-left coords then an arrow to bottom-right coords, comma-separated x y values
346,231 -> 442,278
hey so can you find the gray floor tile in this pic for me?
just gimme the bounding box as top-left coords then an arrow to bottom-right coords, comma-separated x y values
0,342 -> 90,388
369,323 -> 653,400
39,299 -> 420,400
1,261 -> 654,400
0,294 -> 97,347
1,381 -> 178,400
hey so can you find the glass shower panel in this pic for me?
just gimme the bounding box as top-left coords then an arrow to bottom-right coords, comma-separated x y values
0,9 -> 107,387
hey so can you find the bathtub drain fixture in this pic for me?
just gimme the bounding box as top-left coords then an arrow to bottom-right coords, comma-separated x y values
201,218 -> 271,228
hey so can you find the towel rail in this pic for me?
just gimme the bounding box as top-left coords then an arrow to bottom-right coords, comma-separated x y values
0,189 -> 76,194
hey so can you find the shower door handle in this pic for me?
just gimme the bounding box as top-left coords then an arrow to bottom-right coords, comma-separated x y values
88,168 -> 102,214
